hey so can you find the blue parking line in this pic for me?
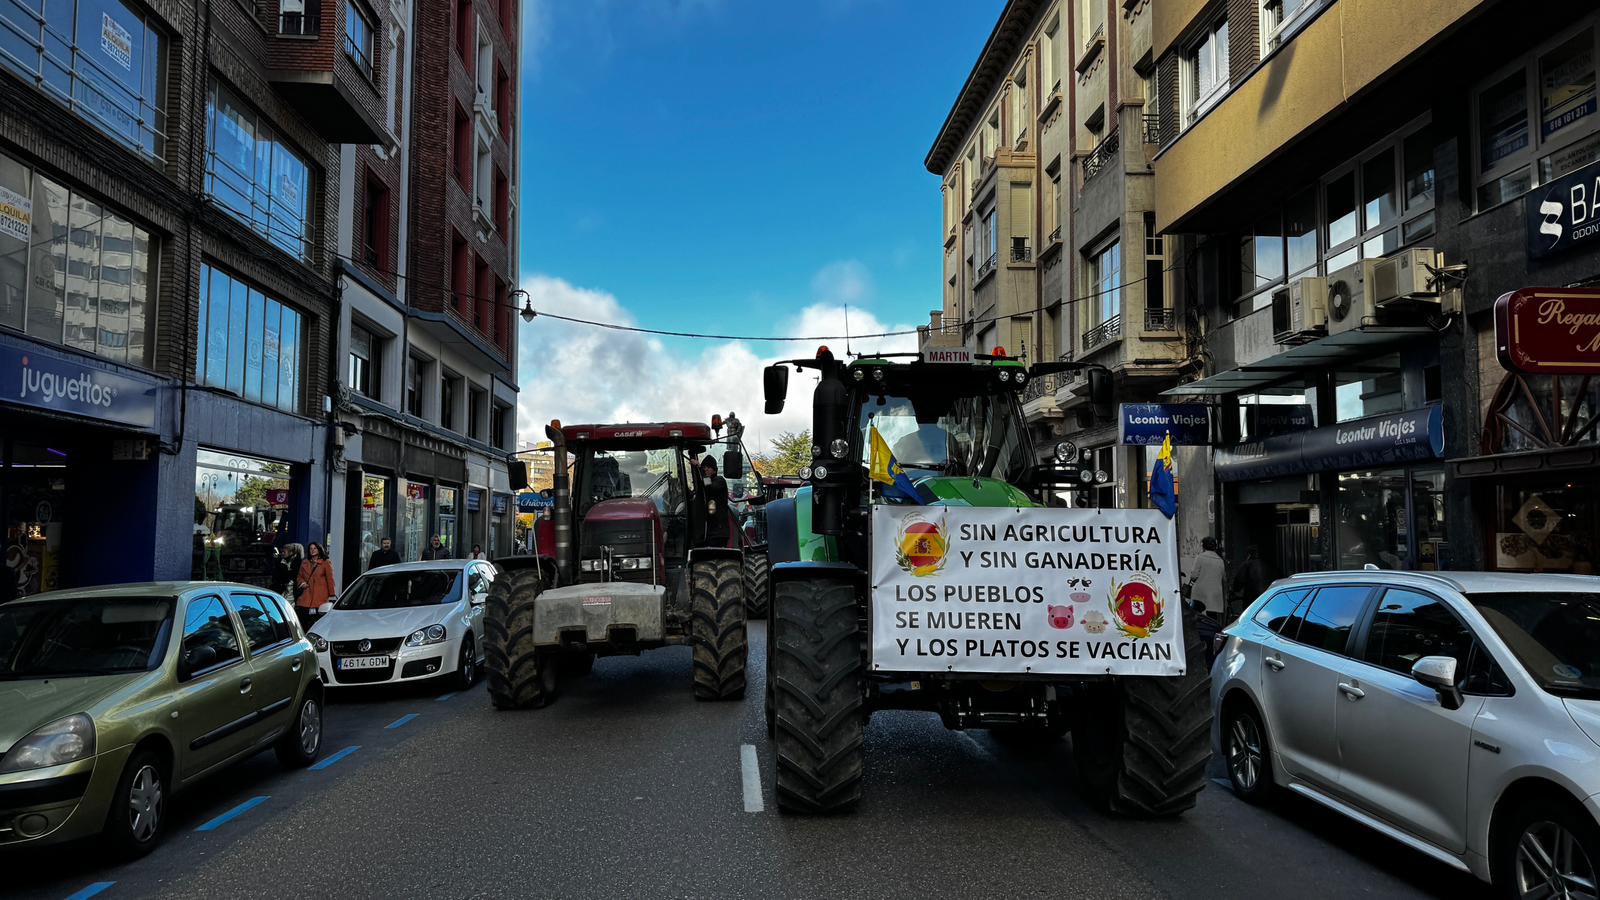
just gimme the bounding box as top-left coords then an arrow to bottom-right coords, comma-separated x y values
195,796 -> 269,832
63,882 -> 115,900
310,745 -> 361,771
385,713 -> 419,729
434,692 -> 457,702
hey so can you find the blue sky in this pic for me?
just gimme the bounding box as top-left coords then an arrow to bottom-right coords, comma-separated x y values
513,0 -> 1006,449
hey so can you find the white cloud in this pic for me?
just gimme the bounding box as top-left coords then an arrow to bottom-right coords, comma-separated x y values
514,273 -> 918,456
809,259 -> 873,306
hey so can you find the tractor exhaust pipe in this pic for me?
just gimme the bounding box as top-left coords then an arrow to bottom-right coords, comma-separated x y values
544,421 -> 575,585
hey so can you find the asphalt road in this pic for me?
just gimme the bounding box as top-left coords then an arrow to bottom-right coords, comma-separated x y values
7,622 -> 1491,900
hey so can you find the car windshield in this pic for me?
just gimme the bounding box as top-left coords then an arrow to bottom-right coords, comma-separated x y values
577,448 -> 686,517
857,388 -> 1032,486
0,597 -> 175,679
1471,592 -> 1600,698
338,571 -> 462,610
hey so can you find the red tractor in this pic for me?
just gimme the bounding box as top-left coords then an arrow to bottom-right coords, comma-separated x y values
485,420 -> 748,708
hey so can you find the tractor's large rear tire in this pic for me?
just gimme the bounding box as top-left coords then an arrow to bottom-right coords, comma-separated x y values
1071,607 -> 1212,817
772,578 -> 864,814
744,552 -> 770,618
484,565 -> 559,710
691,557 -> 747,700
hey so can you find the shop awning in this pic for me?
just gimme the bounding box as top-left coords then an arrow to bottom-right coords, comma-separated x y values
1162,326 -> 1437,397
1450,445 -> 1600,478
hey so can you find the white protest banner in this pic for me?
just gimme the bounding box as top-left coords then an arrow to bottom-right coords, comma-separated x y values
870,505 -> 1185,676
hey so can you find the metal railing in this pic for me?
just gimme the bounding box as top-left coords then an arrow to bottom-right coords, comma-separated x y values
1083,313 -> 1123,350
1145,307 -> 1176,331
1081,128 -> 1120,183
976,252 -> 998,281
280,0 -> 322,35
1049,224 -> 1061,243
1142,112 -> 1161,144
1011,242 -> 1032,262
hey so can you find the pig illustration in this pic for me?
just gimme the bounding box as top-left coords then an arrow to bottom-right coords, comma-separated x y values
1047,604 -> 1075,629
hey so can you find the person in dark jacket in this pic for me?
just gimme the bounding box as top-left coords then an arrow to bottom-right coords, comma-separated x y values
698,455 -> 730,547
367,537 -> 401,571
421,535 -> 449,560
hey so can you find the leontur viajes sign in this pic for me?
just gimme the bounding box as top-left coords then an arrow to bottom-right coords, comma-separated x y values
1495,287 -> 1600,375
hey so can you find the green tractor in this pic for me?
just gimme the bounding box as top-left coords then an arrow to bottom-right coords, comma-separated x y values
760,346 -> 1211,816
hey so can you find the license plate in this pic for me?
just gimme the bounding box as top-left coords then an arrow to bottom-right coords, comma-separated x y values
338,656 -> 388,670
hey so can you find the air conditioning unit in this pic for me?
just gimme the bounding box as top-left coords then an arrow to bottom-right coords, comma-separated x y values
1272,275 -> 1327,344
1327,260 -> 1378,335
1372,248 -> 1437,306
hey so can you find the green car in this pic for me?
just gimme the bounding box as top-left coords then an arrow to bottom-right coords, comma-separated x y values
0,582 -> 324,857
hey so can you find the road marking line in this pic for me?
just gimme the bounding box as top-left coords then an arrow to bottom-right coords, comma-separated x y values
310,745 -> 361,771
435,692 -> 457,702
740,744 -> 763,813
63,882 -> 115,900
386,713 -> 419,729
195,796 -> 268,832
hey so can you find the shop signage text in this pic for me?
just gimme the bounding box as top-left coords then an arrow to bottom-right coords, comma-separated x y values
0,342 -> 158,430
491,493 -> 510,515
1117,403 -> 1211,446
1215,406 -> 1444,482
1246,404 -> 1314,439
517,492 -> 553,511
1495,288 -> 1600,374
1528,159 -> 1600,259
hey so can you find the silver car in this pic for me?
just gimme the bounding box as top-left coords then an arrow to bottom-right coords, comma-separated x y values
1211,570 -> 1600,898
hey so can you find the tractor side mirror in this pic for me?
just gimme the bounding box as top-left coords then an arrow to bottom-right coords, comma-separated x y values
1078,367 -> 1112,428
723,450 -> 744,481
763,365 -> 789,414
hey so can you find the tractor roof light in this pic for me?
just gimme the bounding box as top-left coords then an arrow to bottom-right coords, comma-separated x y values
817,345 -> 833,360
993,346 -> 1007,358
711,414 -> 723,430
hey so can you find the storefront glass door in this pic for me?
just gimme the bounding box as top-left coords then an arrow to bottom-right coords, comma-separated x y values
193,449 -> 292,587
437,487 -> 458,556
3,443 -> 68,596
400,480 -> 428,561
359,473 -> 390,574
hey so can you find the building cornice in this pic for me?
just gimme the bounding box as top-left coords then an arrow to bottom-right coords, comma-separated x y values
924,0 -> 1047,175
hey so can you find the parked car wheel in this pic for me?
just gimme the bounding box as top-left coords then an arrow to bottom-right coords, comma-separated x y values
1496,795 -> 1600,900
454,635 -> 478,690
104,750 -> 166,859
275,691 -> 324,768
1223,701 -> 1273,804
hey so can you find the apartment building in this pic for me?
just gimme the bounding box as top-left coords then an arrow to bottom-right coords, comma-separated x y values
923,0 -> 1187,511
1153,0 -> 1600,577
923,0 -> 1069,461
330,0 -> 522,579
0,0 -> 389,590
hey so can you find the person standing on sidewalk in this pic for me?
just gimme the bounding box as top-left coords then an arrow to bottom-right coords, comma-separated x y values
421,535 -> 449,560
1185,537 -> 1227,620
295,542 -> 336,631
368,537 -> 401,571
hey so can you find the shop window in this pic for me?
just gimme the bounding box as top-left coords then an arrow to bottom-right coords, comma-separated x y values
0,0 -> 168,160
1483,373 -> 1600,455
0,151 -> 155,367
205,82 -> 313,261
400,479 -> 429,561
1472,22 -> 1600,209
359,473 -> 390,574
195,265 -> 303,414
1335,468 -> 1409,570
1493,480 -> 1597,573
1412,468 -> 1447,570
349,323 -> 381,399
1333,354 -> 1403,423
437,487 -> 459,555
192,450 -> 293,586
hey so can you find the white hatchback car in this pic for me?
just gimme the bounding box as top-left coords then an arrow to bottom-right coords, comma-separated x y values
1212,570 -> 1600,898
308,560 -> 490,691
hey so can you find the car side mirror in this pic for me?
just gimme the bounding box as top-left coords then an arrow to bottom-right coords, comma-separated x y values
763,365 -> 789,415
471,588 -> 488,606
1411,656 -> 1463,710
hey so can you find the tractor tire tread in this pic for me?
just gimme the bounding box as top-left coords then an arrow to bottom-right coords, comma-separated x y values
691,558 -> 748,700
772,579 -> 864,814
484,565 -> 556,710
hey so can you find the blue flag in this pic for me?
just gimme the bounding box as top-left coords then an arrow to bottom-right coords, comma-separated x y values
1150,433 -> 1177,519
869,426 -> 924,504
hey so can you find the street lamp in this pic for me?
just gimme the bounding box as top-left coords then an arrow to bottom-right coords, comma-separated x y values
513,288 -> 536,324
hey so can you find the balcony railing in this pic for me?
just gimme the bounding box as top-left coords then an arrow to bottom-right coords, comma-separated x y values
1142,113 -> 1161,144
1145,307 -> 1176,331
280,0 -> 322,35
1011,242 -> 1032,262
976,252 -> 998,281
1049,224 -> 1061,243
1022,372 -> 1061,403
1081,128 -> 1120,183
1083,313 -> 1123,351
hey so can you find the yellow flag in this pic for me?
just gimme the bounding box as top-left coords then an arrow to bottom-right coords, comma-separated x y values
1156,432 -> 1173,469
869,426 -> 897,486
